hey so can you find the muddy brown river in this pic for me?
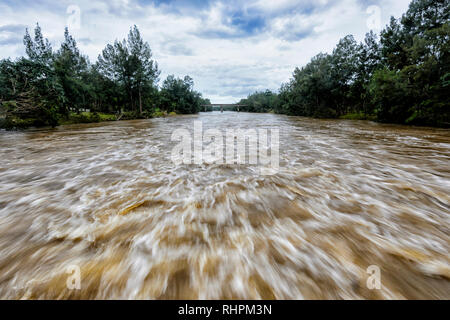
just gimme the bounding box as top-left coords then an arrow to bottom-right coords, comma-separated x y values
0,112 -> 449,299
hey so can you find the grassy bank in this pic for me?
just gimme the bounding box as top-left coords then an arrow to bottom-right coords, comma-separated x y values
59,112 -> 118,125
0,110 -> 178,130
339,112 -> 377,121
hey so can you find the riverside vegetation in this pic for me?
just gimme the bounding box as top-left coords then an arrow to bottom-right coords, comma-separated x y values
238,0 -> 449,127
0,25 -> 210,130
0,0 -> 448,129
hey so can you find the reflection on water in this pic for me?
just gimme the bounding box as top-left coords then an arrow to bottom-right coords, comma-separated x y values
0,112 -> 449,299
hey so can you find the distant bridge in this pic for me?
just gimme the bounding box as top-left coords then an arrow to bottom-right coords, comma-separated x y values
202,104 -> 248,112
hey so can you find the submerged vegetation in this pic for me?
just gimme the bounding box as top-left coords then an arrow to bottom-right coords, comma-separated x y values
239,0 -> 449,127
0,25 -> 210,129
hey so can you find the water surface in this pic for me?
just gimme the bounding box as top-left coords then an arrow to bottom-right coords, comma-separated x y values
0,112 -> 449,299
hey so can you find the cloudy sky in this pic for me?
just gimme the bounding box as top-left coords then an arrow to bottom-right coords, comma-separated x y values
0,0 -> 411,103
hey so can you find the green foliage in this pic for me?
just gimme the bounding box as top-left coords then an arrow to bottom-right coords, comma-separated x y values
1,116 -> 38,130
268,0 -> 449,127
340,112 -> 377,121
153,109 -> 168,118
159,75 -> 206,114
238,90 -> 279,113
97,25 -> 160,114
1,0 -> 447,129
23,23 -> 53,66
97,113 -> 118,122
66,112 -> 100,124
53,27 -> 91,115
0,24 -> 205,129
119,111 -> 146,120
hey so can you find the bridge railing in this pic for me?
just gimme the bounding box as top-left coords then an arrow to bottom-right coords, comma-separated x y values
202,104 -> 248,112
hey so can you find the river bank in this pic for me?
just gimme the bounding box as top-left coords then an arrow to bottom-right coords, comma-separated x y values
3,110 -> 450,131
0,110 -> 178,130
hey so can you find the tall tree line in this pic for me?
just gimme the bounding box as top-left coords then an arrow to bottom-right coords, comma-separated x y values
0,25 -> 209,128
239,0 -> 449,127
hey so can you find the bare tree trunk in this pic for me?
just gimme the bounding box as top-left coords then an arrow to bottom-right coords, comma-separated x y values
130,89 -> 134,112
11,79 -> 16,94
139,87 -> 142,115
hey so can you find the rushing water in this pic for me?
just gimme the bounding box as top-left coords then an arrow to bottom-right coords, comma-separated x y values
0,112 -> 449,299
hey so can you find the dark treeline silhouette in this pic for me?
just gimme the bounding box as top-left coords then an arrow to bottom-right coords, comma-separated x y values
0,25 -> 210,129
239,0 -> 449,127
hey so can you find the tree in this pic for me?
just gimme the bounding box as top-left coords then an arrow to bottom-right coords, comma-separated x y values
288,53 -> 336,118
23,23 -> 53,66
54,27 -> 91,115
0,59 -> 16,101
374,0 -> 450,125
354,31 -> 382,115
127,26 -> 160,114
238,90 -> 279,113
369,68 -> 411,123
160,75 -> 204,114
330,35 -> 358,116
0,57 -> 62,128
1,23 -> 205,129
97,25 -> 160,114
380,17 -> 409,71
11,24 -> 62,127
272,0 -> 449,126
401,0 -> 449,37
